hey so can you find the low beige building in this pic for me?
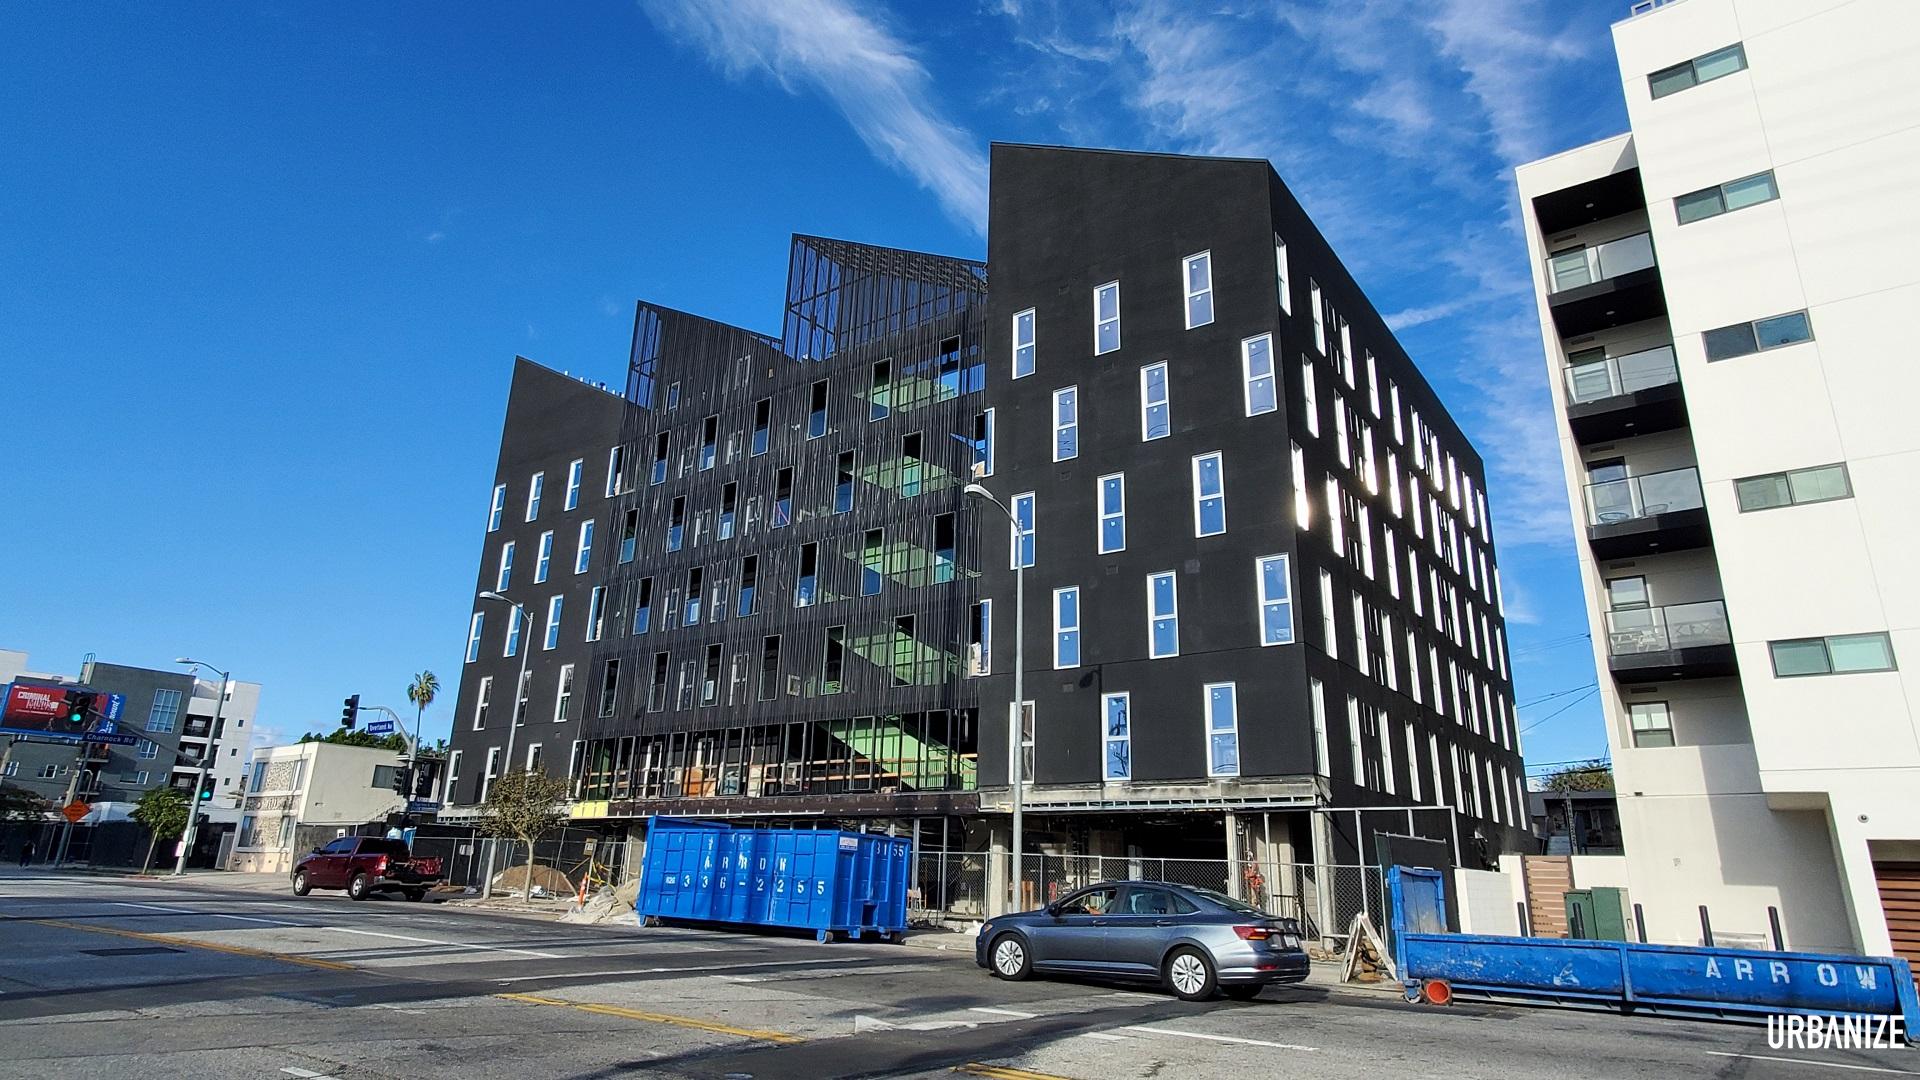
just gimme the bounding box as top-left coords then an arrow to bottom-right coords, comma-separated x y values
227,741 -> 410,875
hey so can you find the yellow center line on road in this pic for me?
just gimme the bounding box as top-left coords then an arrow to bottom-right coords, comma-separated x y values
30,919 -> 356,972
955,1064 -> 1076,1080
495,991 -> 804,1043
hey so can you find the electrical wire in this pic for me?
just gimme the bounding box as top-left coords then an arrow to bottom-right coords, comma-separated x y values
1515,681 -> 1598,709
1520,685 -> 1599,735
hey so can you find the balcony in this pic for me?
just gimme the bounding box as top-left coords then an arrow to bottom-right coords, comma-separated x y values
1585,467 -> 1712,559
1546,233 -> 1666,337
1605,600 -> 1738,681
1564,345 -> 1687,443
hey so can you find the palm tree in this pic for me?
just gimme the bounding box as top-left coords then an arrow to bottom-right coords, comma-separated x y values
405,670 -> 438,753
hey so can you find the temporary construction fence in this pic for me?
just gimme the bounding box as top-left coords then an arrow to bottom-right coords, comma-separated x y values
375,827 -> 634,899
911,849 -> 1386,946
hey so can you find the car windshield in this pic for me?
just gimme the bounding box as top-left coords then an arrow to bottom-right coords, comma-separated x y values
1176,885 -> 1268,918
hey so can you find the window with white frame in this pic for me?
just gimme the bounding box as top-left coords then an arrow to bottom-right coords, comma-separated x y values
607,444 -> 627,493
1347,696 -> 1363,783
1206,683 -> 1239,777
1011,492 -> 1035,569
1378,709 -> 1396,795
1192,452 -> 1226,536
1310,679 -> 1329,776
1098,473 -> 1126,554
534,530 -> 553,583
1140,362 -> 1170,440
1053,386 -> 1079,461
472,676 -> 492,730
1301,359 -> 1319,436
465,611 -> 484,663
1319,570 -> 1337,659
1310,280 -> 1326,354
1366,352 -> 1380,417
525,474 -> 545,523
1274,235 -> 1291,313
1257,554 -> 1294,646
565,458 -> 584,510
1352,592 -> 1368,674
1103,692 -> 1131,780
978,408 -> 996,476
1405,723 -> 1422,801
1054,586 -> 1081,669
585,586 -> 606,643
1094,281 -> 1120,354
1148,571 -> 1178,658
1183,251 -> 1213,328
1013,309 -> 1035,379
481,747 -> 501,802
1015,700 -> 1035,781
146,689 -> 181,734
553,664 -> 575,723
137,738 -> 158,760
1242,333 -> 1277,416
1291,444 -> 1311,528
488,484 -> 506,532
543,594 -> 563,650
497,541 -> 515,592
574,519 -> 594,574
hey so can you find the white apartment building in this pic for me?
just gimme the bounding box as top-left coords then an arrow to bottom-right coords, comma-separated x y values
1516,0 -> 1919,961
228,740 -> 411,874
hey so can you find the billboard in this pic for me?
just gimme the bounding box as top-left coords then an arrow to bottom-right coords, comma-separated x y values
0,683 -> 135,745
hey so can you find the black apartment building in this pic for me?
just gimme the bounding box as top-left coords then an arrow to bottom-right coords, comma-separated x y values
445,145 -> 1529,873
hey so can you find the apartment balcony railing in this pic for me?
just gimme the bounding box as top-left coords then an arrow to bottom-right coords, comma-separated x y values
1606,600 -> 1731,655
1549,233 -> 1656,293
1586,466 -> 1703,526
1605,600 -> 1739,681
1566,345 -> 1679,404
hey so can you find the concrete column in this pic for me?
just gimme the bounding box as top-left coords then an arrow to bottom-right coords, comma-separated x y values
1224,812 -> 1242,899
1310,810 -> 1338,946
986,822 -> 1011,917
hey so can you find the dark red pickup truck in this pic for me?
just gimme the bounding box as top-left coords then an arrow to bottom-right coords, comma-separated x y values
291,836 -> 445,901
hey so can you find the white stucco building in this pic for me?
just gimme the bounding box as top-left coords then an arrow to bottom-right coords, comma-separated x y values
228,741 -> 411,874
1515,0 -> 1920,961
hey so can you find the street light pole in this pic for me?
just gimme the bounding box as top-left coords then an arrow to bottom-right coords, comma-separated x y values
964,483 -> 1025,911
172,659 -> 230,877
477,591 -> 532,898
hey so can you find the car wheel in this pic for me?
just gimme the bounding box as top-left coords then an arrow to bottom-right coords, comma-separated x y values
347,872 -> 372,901
291,870 -> 311,897
989,933 -> 1031,981
1221,984 -> 1264,1001
1163,947 -> 1219,1001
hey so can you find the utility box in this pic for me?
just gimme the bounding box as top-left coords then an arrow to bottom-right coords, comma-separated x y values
1564,886 -> 1631,941
635,816 -> 910,941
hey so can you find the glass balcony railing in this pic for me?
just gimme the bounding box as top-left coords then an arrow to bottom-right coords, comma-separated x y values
1586,466 -> 1703,526
1549,232 -> 1656,293
1566,345 -> 1679,404
1605,600 -> 1731,656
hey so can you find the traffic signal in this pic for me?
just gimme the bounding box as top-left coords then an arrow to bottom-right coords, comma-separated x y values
65,690 -> 96,726
391,766 -> 413,796
341,694 -> 359,728
198,777 -> 215,802
412,761 -> 437,800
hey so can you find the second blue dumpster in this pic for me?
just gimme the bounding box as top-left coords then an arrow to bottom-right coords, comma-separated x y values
635,817 -> 912,941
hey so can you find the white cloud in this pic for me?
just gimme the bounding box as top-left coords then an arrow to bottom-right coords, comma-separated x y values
1425,0 -> 1592,167
426,230 -> 445,244
641,0 -> 988,234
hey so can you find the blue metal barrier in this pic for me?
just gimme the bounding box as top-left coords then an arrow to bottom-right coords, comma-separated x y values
1389,866 -> 1920,1036
635,817 -> 911,941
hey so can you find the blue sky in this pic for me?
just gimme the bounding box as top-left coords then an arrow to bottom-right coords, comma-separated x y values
1,1 -> 1628,773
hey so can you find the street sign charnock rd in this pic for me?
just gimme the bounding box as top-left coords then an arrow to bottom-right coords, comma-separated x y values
0,682 -> 134,745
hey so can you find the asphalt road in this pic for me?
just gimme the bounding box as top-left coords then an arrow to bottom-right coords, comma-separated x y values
0,869 -> 1912,1079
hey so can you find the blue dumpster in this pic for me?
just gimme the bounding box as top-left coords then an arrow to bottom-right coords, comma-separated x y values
635,817 -> 911,941
1389,867 -> 1920,1036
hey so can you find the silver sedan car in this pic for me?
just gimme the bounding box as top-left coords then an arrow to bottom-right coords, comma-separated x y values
975,880 -> 1310,1001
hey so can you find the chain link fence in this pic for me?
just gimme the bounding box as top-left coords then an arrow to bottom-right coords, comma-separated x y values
909,850 -> 1384,947
342,826 -> 633,899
